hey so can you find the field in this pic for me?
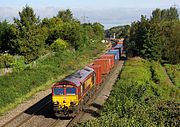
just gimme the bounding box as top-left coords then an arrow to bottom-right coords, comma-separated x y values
76,58 -> 180,127
0,43 -> 105,115
164,64 -> 180,88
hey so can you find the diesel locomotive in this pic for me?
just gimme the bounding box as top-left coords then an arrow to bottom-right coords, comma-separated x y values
51,39 -> 124,117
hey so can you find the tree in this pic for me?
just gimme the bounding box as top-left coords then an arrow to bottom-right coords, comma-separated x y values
168,7 -> 179,21
41,9 -> 104,52
59,21 -> 82,50
129,15 -> 151,56
44,18 -> 82,50
128,7 -> 180,63
160,21 -> 180,64
92,23 -> 104,40
169,21 -> 180,63
151,7 -> 179,22
41,17 -> 63,45
129,15 -> 162,60
57,9 -> 73,22
10,5 -> 46,62
151,8 -> 162,22
141,23 -> 162,61
0,20 -> 11,52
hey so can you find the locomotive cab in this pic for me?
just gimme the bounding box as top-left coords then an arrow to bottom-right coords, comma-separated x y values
52,86 -> 78,107
52,85 -> 78,117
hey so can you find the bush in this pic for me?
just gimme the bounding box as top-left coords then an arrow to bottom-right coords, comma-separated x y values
77,58 -> 180,127
12,56 -> 26,72
50,38 -> 69,51
0,53 -> 15,68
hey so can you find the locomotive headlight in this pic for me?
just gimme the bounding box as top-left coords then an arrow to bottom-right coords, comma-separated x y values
54,101 -> 59,105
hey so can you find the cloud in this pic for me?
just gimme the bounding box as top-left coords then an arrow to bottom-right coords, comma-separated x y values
0,7 -> 20,22
35,7 -> 59,18
73,8 -> 153,29
0,7 -> 164,29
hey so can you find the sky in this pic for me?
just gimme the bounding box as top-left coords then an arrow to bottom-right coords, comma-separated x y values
0,0 -> 180,29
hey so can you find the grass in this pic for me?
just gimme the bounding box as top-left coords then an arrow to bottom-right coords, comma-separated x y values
76,58 -> 180,127
0,42 -> 105,115
164,64 -> 180,88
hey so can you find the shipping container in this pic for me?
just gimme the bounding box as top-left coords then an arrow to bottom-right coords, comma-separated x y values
99,58 -> 111,71
112,44 -> 123,58
110,49 -> 120,59
88,64 -> 102,85
93,59 -> 110,74
106,52 -> 118,63
107,49 -> 119,63
100,54 -> 114,68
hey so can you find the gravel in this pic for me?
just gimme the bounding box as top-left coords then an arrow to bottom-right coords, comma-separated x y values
80,61 -> 124,121
0,89 -> 51,127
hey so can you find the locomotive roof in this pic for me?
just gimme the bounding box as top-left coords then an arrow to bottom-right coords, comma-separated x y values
61,66 -> 94,87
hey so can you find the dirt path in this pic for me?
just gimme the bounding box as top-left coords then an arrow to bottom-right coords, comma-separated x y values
80,60 -> 124,122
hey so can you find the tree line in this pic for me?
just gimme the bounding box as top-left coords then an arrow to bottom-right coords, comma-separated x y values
0,5 -> 104,64
105,7 -> 180,64
128,7 -> 180,64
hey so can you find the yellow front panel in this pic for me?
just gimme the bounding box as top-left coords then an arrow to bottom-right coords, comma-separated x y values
52,95 -> 78,108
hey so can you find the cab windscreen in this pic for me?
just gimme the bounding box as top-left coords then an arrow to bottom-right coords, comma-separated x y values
66,87 -> 76,95
54,87 -> 64,95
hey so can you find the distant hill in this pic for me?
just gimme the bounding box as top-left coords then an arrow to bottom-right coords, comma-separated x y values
105,25 -> 130,39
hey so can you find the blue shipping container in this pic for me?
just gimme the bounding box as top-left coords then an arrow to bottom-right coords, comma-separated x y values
106,50 -> 119,63
109,50 -> 120,59
114,44 -> 123,55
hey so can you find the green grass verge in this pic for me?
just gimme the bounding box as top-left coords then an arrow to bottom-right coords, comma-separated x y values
164,64 -> 180,88
0,43 -> 105,115
76,58 -> 180,127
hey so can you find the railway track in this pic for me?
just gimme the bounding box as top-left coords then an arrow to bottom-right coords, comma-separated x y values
1,95 -> 52,127
1,93 -> 76,127
1,60 -> 124,127
48,118 -> 73,127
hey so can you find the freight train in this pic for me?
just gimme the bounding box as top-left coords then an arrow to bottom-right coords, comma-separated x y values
51,40 -> 124,117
